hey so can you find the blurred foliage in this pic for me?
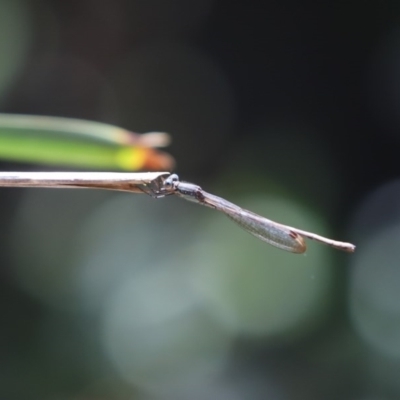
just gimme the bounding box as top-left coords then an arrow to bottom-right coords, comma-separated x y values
0,1 -> 398,399
0,114 -> 174,171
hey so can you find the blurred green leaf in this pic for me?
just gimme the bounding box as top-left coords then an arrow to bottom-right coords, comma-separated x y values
0,114 -> 174,171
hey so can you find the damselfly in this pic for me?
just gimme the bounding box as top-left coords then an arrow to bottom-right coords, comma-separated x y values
160,174 -> 355,254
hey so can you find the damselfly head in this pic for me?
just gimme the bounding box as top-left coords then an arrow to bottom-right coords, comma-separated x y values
163,174 -> 179,191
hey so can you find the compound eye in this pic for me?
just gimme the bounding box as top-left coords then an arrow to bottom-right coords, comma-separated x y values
164,174 -> 179,190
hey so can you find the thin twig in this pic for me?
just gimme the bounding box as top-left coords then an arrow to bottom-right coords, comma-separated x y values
0,171 -> 170,194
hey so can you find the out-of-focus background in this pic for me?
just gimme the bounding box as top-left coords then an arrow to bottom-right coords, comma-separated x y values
0,0 -> 398,399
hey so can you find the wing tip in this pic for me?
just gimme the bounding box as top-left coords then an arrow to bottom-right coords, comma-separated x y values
289,231 -> 307,254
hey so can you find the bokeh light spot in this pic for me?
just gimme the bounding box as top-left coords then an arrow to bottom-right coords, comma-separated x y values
0,0 -> 30,99
101,266 -> 231,396
187,193 -> 335,340
350,225 -> 400,357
